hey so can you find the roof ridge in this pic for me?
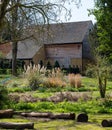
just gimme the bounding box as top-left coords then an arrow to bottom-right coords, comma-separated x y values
45,20 -> 92,26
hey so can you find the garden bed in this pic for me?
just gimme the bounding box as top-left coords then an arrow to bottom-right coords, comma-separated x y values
9,91 -> 92,103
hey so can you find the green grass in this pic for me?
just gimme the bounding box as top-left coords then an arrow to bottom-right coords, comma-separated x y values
82,77 -> 112,91
0,75 -> 111,94
10,100 -> 112,114
0,75 -> 111,114
0,74 -> 11,79
0,75 -> 112,129
0,114 -> 112,130
33,91 -> 53,98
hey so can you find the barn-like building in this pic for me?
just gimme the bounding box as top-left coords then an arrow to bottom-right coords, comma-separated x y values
2,20 -> 93,72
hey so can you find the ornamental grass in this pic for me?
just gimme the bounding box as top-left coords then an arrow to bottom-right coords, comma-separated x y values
68,74 -> 82,88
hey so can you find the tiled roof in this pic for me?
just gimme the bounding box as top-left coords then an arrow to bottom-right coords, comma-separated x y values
6,20 -> 93,59
41,20 -> 93,44
6,39 -> 41,59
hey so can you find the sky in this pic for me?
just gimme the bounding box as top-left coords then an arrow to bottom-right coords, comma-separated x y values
62,0 -> 96,24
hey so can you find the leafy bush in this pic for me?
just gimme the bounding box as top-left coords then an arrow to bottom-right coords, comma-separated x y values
28,73 -> 41,90
9,87 -> 31,93
10,81 -> 18,87
99,98 -> 112,108
0,69 -> 6,74
86,55 -> 112,98
14,102 -> 35,110
11,98 -> 112,114
13,102 -> 56,111
85,68 -> 95,78
0,85 -> 9,109
65,86 -> 78,92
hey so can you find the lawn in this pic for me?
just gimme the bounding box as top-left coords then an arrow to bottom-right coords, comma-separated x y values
0,114 -> 112,130
0,74 -> 112,129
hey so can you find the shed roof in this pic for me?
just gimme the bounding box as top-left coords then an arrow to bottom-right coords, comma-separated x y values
40,20 -> 93,44
6,39 -> 41,59
6,20 -> 93,59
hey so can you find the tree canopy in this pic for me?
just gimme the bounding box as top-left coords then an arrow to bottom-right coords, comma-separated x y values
90,0 -> 112,62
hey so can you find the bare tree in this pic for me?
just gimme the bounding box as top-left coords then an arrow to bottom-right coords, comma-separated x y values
0,0 -> 81,76
0,0 -> 9,28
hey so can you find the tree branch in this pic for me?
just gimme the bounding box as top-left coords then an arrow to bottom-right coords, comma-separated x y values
0,34 -> 34,45
0,0 -> 10,27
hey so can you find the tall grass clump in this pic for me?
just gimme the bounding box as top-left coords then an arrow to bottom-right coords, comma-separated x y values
23,63 -> 46,90
44,68 -> 66,88
68,74 -> 82,88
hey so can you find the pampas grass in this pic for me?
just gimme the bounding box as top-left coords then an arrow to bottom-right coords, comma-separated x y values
23,63 -> 46,90
23,63 -> 46,77
23,64 -> 82,89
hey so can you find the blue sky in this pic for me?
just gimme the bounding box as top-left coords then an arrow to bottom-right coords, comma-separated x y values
62,0 -> 96,24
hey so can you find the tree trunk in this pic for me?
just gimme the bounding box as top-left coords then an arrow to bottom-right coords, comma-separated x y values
76,113 -> 88,122
11,0 -> 18,76
21,112 -> 75,120
102,120 -> 112,127
49,113 -> 75,120
98,77 -> 105,98
0,0 -> 10,29
0,109 -> 14,118
12,41 -> 18,76
0,122 -> 34,129
21,112 -> 51,118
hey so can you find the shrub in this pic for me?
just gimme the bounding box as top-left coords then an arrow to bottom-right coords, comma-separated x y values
54,60 -> 60,68
46,61 -> 52,70
9,87 -> 31,93
100,98 -> 112,108
86,55 -> 112,98
0,85 -> 9,109
28,72 -> 41,90
10,82 -> 18,87
85,68 -> 95,78
14,102 -> 35,110
39,60 -> 43,68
